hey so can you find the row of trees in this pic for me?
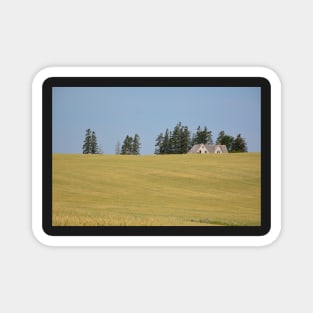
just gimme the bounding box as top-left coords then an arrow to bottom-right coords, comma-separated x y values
82,125 -> 247,155
120,134 -> 141,155
155,122 -> 191,154
82,129 -> 142,155
216,131 -> 248,153
155,123 -> 247,154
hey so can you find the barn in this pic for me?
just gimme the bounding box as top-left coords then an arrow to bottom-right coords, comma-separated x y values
187,143 -> 228,154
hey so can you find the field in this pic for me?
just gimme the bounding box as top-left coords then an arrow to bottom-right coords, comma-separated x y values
52,153 -> 261,226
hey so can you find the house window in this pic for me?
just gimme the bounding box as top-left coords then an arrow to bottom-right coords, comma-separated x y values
205,151 -> 207,153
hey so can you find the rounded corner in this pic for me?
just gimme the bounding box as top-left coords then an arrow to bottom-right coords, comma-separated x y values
259,224 -> 281,247
32,225 -> 54,247
32,67 -> 60,90
32,67 -> 52,81
256,66 -> 282,89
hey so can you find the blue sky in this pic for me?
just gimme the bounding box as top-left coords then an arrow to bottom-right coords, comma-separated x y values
52,87 -> 261,154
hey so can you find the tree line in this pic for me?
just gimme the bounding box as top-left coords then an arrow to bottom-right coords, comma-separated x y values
215,130 -> 247,153
82,129 -> 141,155
155,122 -> 247,154
82,124 -> 247,155
120,134 -> 141,155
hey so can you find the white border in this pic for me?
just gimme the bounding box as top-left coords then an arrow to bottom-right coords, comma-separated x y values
32,67 -> 281,247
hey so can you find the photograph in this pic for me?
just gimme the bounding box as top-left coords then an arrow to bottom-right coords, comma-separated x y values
52,86 -> 261,227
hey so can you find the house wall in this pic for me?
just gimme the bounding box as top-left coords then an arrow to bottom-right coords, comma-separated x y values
215,146 -> 222,154
197,145 -> 208,154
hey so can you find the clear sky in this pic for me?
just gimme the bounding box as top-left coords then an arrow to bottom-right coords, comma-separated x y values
52,87 -> 261,154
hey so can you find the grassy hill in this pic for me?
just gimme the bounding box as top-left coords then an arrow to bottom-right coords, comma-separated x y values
52,153 -> 261,226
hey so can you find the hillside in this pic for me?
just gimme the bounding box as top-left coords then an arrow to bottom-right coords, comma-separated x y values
52,153 -> 261,226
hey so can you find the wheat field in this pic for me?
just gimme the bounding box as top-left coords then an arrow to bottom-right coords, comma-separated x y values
52,153 -> 261,226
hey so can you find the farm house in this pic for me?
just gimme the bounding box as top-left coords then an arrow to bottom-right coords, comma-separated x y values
187,143 -> 228,154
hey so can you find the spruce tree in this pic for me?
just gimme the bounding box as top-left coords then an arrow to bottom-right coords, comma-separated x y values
156,123 -> 191,154
171,123 -> 181,153
90,131 -> 99,154
216,131 -> 225,144
121,135 -> 133,155
216,130 -> 234,152
194,126 -> 212,144
163,129 -> 170,154
132,134 -> 141,155
206,128 -> 213,145
82,129 -> 92,154
194,126 -> 202,144
155,133 -> 164,155
190,133 -> 196,149
231,134 -> 248,152
181,126 -> 190,153
202,126 -> 209,144
168,131 -> 173,154
82,129 -> 100,154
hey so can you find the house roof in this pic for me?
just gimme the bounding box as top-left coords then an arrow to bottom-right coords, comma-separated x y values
219,145 -> 228,153
187,144 -> 228,153
187,144 -> 202,153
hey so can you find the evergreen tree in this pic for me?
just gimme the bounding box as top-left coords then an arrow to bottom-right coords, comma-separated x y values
82,129 -> 92,154
121,134 -> 141,155
156,123 -> 191,154
216,130 -> 225,144
163,129 -> 170,154
121,135 -> 133,155
171,122 -> 181,153
231,134 -> 248,152
201,126 -> 208,144
206,128 -> 213,145
82,129 -> 100,154
90,131 -> 99,154
190,133 -> 196,149
155,133 -> 164,155
216,130 -> 234,152
194,126 -> 212,144
132,134 -> 141,155
168,131 -> 173,154
194,126 -> 202,144
181,125 -> 190,153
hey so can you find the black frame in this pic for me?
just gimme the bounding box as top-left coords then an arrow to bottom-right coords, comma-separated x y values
43,77 -> 271,236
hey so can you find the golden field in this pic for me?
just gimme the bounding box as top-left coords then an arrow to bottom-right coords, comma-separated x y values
52,153 -> 261,226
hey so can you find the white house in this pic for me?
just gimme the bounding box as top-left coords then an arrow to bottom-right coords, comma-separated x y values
187,143 -> 228,154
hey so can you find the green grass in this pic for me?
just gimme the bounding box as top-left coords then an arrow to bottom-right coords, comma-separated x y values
52,153 -> 261,226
